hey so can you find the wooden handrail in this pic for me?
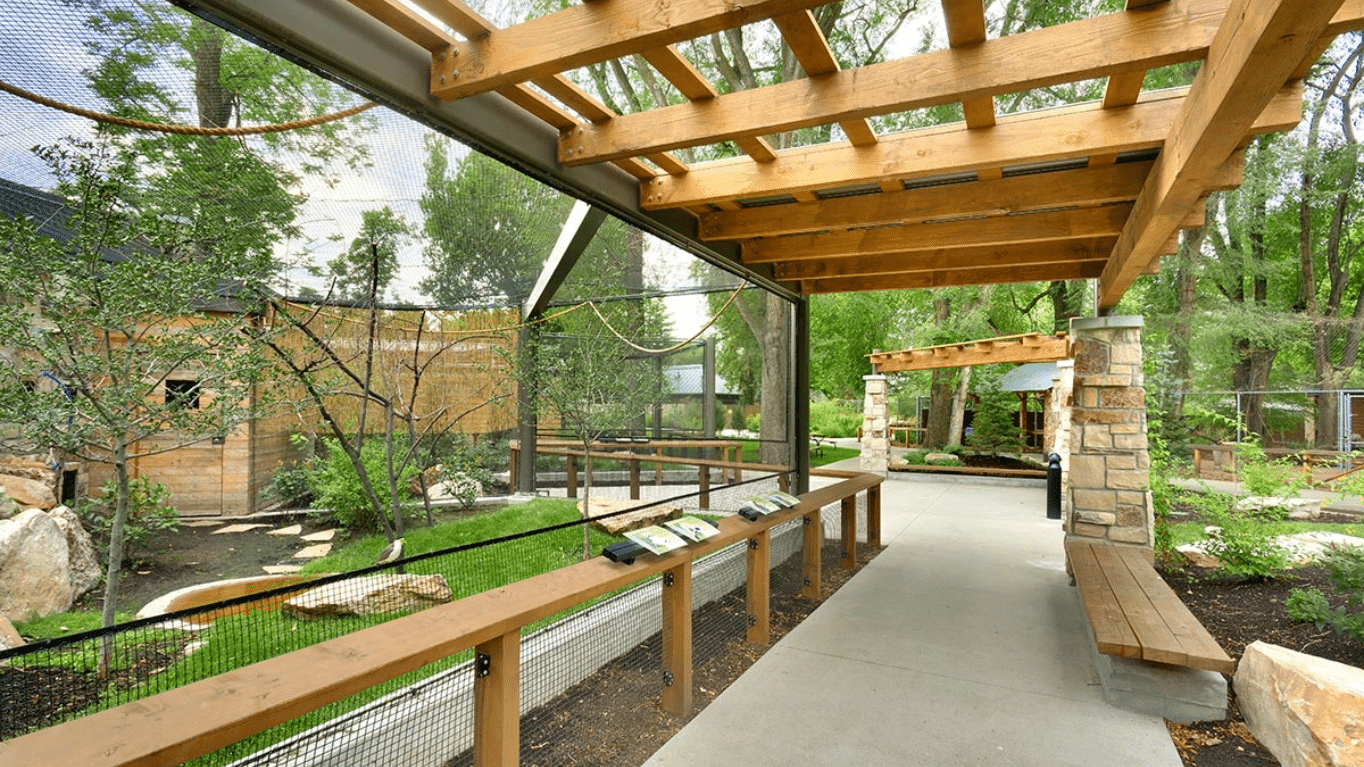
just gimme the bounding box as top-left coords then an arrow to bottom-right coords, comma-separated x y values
1,473 -> 882,767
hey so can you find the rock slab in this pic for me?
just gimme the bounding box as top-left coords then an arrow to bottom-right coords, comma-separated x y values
283,574 -> 451,619
47,506 -> 102,599
0,612 -> 24,651
0,474 -> 55,512
0,509 -> 73,619
578,496 -> 679,535
1235,641 -> 1364,767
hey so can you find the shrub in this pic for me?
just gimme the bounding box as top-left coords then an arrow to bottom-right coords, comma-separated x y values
433,433 -> 499,508
745,412 -> 761,433
903,449 -> 928,465
77,477 -> 179,563
1235,439 -> 1310,498
1287,544 -> 1364,641
315,438 -> 418,532
1193,491 -> 1290,580
266,433 -> 319,508
809,401 -> 861,438
729,405 -> 746,432
927,454 -> 962,467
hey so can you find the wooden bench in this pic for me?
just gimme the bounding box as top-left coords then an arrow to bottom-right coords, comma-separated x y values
1066,540 -> 1234,674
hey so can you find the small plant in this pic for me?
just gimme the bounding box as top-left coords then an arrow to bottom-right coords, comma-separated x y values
266,433 -> 320,508
1235,439 -> 1310,498
77,477 -> 179,563
434,433 -> 498,509
903,449 -> 928,465
729,405 -> 746,432
1286,544 -> 1364,641
745,411 -> 761,433
1193,490 -> 1290,581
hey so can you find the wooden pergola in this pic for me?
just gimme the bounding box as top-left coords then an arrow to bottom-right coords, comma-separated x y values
185,0 -> 1360,313
869,332 -> 1071,373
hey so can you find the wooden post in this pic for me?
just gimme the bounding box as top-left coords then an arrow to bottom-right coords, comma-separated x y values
698,465 -> 709,510
566,455 -> 577,499
746,529 -> 771,645
802,511 -> 822,600
840,496 -> 857,569
474,630 -> 520,767
778,473 -> 789,494
867,485 -> 881,549
629,456 -> 641,500
509,444 -> 519,492
655,447 -> 663,486
661,562 -> 693,716
733,444 -> 743,482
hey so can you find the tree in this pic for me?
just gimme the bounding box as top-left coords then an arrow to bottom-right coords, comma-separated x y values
528,327 -> 667,558
420,139 -> 571,305
808,292 -> 910,400
0,140 -> 272,669
327,207 -> 412,302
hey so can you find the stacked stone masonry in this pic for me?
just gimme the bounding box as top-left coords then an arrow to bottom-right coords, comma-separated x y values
860,374 -> 890,475
1066,318 -> 1154,548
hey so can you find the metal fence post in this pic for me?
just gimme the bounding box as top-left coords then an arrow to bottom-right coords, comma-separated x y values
1047,453 -> 1062,520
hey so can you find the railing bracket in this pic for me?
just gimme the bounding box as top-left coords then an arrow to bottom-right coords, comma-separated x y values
663,571 -> 674,587
663,670 -> 674,687
747,613 -> 757,626
475,652 -> 491,678
748,538 -> 759,550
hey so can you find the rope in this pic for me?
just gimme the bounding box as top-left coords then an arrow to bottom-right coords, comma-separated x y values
0,77 -> 378,136
588,283 -> 748,354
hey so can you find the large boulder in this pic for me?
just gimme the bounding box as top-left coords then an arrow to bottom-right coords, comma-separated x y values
282,574 -> 451,620
0,611 -> 23,651
1235,641 -> 1364,767
47,506 -> 102,599
0,494 -> 17,521
578,496 -> 680,535
0,509 -> 74,619
0,473 -> 56,512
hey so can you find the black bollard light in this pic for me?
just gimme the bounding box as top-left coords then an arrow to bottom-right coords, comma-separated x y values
1046,452 -> 1062,520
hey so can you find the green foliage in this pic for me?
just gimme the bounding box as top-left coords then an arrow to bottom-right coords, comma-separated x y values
315,438 -> 417,532
77,477 -> 179,564
326,207 -> 412,302
1235,439 -> 1311,498
903,449 -> 928,465
432,433 -> 499,509
967,390 -> 1023,454
1193,491 -> 1291,580
927,454 -> 962,467
266,434 -> 319,509
729,405 -> 746,432
745,412 -> 762,433
1287,545 -> 1364,642
809,293 -> 909,399
809,401 -> 861,438
1147,421 -> 1179,562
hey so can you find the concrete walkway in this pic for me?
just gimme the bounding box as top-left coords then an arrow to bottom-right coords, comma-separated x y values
643,472 -> 1182,767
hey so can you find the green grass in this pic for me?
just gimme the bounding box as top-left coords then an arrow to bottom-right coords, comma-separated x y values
737,438 -> 860,467
15,609 -> 136,641
1167,519 -> 1360,548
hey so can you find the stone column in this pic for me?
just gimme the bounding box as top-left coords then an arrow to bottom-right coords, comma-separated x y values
1047,359 -> 1075,521
1066,317 -> 1153,550
860,374 -> 890,475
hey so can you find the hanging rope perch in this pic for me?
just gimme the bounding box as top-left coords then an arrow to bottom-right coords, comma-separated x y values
588,283 -> 749,355
0,77 -> 378,136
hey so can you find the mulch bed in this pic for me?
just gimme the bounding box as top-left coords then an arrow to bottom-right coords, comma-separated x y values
1159,564 -> 1364,767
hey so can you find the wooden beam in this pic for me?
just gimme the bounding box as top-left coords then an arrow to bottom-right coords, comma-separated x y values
347,0 -> 455,52
644,88 -> 1301,209
744,205 -> 1131,263
431,0 -> 830,99
942,0 -> 997,131
700,161 -> 1154,240
773,10 -> 878,146
772,238 -> 1118,281
1097,0 -> 1342,309
406,0 -> 494,39
800,261 -> 1106,294
872,334 -> 1073,372
473,631 -> 520,767
565,0 -> 1255,166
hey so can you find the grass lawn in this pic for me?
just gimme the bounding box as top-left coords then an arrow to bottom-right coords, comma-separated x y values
1167,518 -> 1360,548
737,438 -> 859,467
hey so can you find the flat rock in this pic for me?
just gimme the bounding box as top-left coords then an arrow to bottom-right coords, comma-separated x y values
577,496 -> 679,535
212,523 -> 271,535
1178,531 -> 1364,568
0,509 -> 73,619
267,524 -> 302,537
1237,496 -> 1322,518
300,529 -> 336,542
0,474 -> 55,511
263,565 -> 304,574
283,573 -> 451,619
1235,642 -> 1364,767
0,496 -> 18,520
293,543 -> 332,559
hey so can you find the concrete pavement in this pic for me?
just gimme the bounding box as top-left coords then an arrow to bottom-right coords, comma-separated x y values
643,472 -> 1183,767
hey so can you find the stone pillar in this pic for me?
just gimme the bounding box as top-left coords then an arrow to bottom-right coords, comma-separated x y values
860,374 -> 890,475
1048,359 -> 1075,522
1066,317 -> 1153,550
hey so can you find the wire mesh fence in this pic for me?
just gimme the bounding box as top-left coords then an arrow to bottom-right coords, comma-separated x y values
1,470 -> 876,767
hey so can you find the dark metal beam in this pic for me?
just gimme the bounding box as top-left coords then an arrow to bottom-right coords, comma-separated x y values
177,0 -> 796,301
523,201 -> 607,320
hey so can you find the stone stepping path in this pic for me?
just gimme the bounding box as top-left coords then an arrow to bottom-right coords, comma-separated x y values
300,529 -> 336,542
263,564 -> 304,574
212,523 -> 272,534
293,543 -> 333,559
267,524 -> 303,536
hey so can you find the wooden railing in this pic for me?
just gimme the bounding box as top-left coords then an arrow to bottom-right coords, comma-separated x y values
0,473 -> 883,767
510,438 -> 781,505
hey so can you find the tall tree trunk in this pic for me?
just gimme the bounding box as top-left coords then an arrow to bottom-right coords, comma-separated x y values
925,297 -> 954,448
1171,217 -> 1207,421
99,442 -> 132,677
950,366 -> 973,447
758,292 -> 789,465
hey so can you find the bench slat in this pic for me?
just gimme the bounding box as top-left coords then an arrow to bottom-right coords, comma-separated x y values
1067,541 -> 1140,659
1113,547 -> 1235,673
1089,544 -> 1190,667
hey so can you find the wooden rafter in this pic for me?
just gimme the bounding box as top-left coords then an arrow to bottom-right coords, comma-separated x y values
773,238 -> 1118,281
744,205 -> 1133,264
773,10 -> 878,147
800,262 -> 1107,294
1097,0 -> 1347,309
429,0 -> 832,99
642,87 -> 1301,210
869,333 -> 1071,372
942,0 -> 997,133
